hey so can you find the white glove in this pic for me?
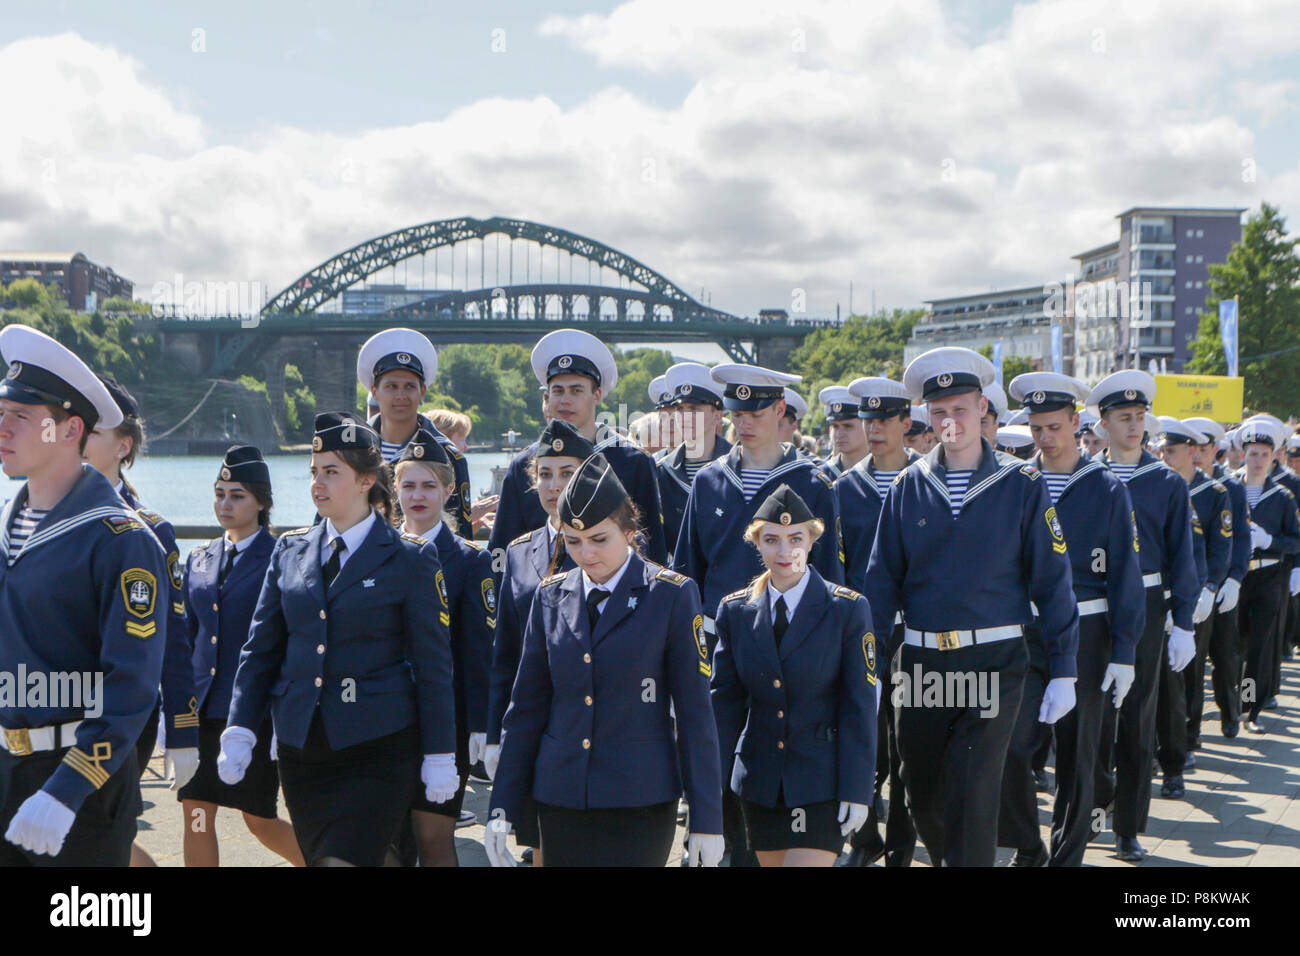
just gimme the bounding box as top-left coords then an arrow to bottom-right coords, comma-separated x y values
421,753 -> 459,804
1164,610 -> 1173,635
1101,663 -> 1136,708
483,743 -> 500,781
1291,568 -> 1300,596
1250,522 -> 1272,551
1216,578 -> 1240,613
269,731 -> 278,762
468,732 -> 487,767
1168,625 -> 1196,672
687,833 -> 725,866
164,747 -> 200,791
4,791 -> 76,857
1192,587 -> 1215,625
1037,677 -> 1077,724
485,814 -> 517,867
837,801 -> 870,837
217,725 -> 256,785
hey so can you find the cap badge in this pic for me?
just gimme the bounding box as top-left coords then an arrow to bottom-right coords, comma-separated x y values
413,444 -> 425,458
736,384 -> 751,400
937,372 -> 954,389
552,438 -> 564,452
311,436 -> 323,451
396,352 -> 412,365
779,512 -> 791,525
1031,390 -> 1046,405
571,517 -> 584,530
1124,388 -> 1137,401
6,361 -> 20,379
832,403 -> 842,413
867,396 -> 881,409
558,355 -> 573,369
220,467 -> 231,480
678,383 -> 691,395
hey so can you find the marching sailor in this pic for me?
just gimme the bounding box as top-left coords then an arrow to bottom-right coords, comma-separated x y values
487,454 -> 724,867
862,347 -> 1079,867
778,387 -> 809,453
0,325 -> 168,864
982,381 -> 1009,447
1087,371 -> 1198,863
357,328 -> 474,536
817,385 -> 869,479
655,363 -> 731,556
836,375 -> 920,867
904,405 -> 935,454
646,374 -> 678,459
487,329 -> 667,564
710,485 -> 877,866
1004,372 -> 1144,867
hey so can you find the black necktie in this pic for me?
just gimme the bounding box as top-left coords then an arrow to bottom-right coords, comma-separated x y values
218,545 -> 235,586
323,537 -> 346,588
586,588 -> 609,629
773,595 -> 789,647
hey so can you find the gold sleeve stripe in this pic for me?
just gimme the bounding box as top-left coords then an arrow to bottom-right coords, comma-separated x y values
63,747 -> 110,789
125,621 -> 157,639
174,715 -> 200,729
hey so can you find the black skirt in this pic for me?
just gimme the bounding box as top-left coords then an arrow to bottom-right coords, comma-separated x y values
411,772 -> 469,818
739,790 -> 844,854
536,801 -> 677,867
514,794 -> 541,849
177,716 -> 279,819
275,713 -> 420,866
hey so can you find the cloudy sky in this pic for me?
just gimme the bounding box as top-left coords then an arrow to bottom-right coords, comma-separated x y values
2,0 -> 1298,324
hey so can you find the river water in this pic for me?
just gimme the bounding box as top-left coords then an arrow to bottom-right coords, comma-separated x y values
4,451 -> 512,555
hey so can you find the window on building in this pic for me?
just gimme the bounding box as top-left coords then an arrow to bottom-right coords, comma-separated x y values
1186,254 -> 1194,263
1186,229 -> 1194,237
1196,229 -> 1204,238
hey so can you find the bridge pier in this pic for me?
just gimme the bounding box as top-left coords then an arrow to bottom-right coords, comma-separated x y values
307,342 -> 361,418
754,335 -> 803,373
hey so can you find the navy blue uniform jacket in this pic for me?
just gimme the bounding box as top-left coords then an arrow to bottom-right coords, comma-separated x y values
835,450 -> 921,593
1188,470 -> 1232,591
227,517 -> 456,755
487,525 -> 574,745
0,466 -> 168,811
120,486 -> 198,749
369,411 -> 472,537
1031,452 -> 1144,666
1212,464 -> 1251,584
710,568 -> 878,807
656,435 -> 732,559
1102,451 -> 1200,631
1235,470 -> 1300,559
183,528 -> 275,720
427,523 -> 494,765
674,443 -> 844,621
864,440 -> 1080,678
487,425 -> 668,565
490,554 -> 724,834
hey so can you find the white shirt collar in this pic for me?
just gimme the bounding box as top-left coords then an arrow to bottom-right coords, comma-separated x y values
417,520 -> 446,545
223,528 -> 260,555
768,569 -> 812,622
322,510 -> 378,566
545,517 -> 558,548
581,547 -> 634,606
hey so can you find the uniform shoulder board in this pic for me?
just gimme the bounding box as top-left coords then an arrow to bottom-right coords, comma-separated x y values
510,531 -> 534,547
722,587 -> 751,604
445,444 -> 464,460
541,572 -> 568,587
279,526 -> 312,536
1211,481 -> 1226,493
893,470 -> 908,485
464,538 -> 485,551
102,514 -> 143,534
1020,463 -> 1040,479
135,508 -> 166,526
832,584 -> 862,601
816,469 -> 834,487
656,568 -> 689,587
400,532 -> 427,545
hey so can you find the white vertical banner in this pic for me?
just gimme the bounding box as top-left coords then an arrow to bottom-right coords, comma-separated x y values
992,340 -> 1004,385
1050,325 -> 1062,373
1218,297 -> 1239,378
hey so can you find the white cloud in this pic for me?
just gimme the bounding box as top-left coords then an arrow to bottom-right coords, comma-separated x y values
1,2 -> 1298,323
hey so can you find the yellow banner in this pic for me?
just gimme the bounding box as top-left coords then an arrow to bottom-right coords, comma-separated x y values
1152,374 -> 1244,422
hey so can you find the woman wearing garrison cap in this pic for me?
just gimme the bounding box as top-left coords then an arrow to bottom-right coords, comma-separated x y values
710,484 -> 877,866
179,445 -> 302,866
218,412 -> 458,866
486,453 -> 724,867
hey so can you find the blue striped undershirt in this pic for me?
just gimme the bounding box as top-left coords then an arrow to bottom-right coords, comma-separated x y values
944,470 -> 973,516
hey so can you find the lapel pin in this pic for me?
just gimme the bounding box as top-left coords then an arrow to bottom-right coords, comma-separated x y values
363,579 -> 376,588
715,507 -> 724,517
628,597 -> 637,609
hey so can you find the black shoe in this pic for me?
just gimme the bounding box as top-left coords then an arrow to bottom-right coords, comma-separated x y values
1116,836 -> 1145,862
1263,696 -> 1279,711
467,761 -> 490,784
1187,736 -> 1200,752
1161,775 -> 1185,799
845,841 -> 885,867
1222,719 -> 1239,739
1012,841 -> 1048,867
1183,752 -> 1196,771
1246,719 -> 1267,734
1033,770 -> 1053,793
520,847 -> 534,866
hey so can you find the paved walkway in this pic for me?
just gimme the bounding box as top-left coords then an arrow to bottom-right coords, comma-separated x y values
133,659 -> 1300,867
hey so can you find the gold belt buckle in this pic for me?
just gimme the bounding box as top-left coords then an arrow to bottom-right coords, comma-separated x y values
936,630 -> 962,651
4,728 -> 33,757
